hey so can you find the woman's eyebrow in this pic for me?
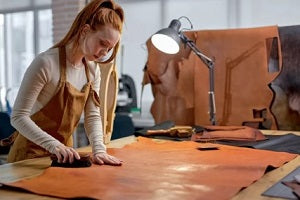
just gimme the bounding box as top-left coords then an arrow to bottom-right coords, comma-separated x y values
100,38 -> 112,47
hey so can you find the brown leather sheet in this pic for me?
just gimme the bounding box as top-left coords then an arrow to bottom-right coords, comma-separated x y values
192,125 -> 267,142
2,137 -> 296,200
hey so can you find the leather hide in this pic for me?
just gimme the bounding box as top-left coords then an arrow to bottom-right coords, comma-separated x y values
1,137 -> 296,200
271,25 -> 300,130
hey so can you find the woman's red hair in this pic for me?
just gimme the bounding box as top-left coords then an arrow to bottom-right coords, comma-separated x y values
53,0 -> 124,63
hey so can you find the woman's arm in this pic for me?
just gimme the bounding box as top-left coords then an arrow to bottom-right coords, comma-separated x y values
11,54 -> 63,153
84,64 -> 106,154
84,64 -> 122,165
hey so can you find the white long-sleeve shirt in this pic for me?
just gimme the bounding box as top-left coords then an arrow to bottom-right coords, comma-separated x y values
11,48 -> 106,154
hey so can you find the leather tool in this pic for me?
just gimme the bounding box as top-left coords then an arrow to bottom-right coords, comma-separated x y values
50,153 -> 92,168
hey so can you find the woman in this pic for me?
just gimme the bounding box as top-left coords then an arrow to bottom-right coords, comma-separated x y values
7,0 -> 124,165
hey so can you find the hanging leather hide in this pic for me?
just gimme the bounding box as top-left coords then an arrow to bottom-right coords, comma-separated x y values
271,25 -> 300,131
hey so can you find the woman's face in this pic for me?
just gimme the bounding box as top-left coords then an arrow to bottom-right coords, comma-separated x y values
80,24 -> 120,61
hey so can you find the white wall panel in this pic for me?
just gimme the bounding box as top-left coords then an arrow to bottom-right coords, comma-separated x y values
239,0 -> 300,27
116,0 -> 162,115
164,0 -> 229,30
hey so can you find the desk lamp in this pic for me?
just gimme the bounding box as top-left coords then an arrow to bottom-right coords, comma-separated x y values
151,16 -> 217,125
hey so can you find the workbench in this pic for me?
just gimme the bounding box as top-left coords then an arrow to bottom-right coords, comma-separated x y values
0,130 -> 299,200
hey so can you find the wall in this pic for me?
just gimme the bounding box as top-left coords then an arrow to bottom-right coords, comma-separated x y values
52,0 -> 86,43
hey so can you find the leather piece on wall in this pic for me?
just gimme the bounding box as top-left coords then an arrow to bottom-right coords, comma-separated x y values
2,137 -> 296,200
145,26 -> 281,128
190,26 -> 281,128
271,25 -> 300,131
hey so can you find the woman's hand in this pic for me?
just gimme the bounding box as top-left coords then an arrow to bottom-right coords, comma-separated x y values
53,144 -> 81,163
93,152 -> 122,166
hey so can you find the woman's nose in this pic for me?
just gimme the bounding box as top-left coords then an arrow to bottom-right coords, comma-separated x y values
99,47 -> 109,56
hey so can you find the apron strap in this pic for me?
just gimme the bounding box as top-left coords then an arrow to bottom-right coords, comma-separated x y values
82,58 -> 91,83
83,59 -> 101,107
0,131 -> 18,147
59,46 -> 67,82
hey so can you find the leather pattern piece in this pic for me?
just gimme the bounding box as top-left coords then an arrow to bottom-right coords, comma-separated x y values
2,137 -> 296,200
191,125 -> 267,142
145,26 -> 281,128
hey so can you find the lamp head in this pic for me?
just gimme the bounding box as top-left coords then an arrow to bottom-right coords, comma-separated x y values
151,19 -> 182,54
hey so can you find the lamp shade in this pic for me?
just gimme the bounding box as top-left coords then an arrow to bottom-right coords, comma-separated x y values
151,19 -> 182,54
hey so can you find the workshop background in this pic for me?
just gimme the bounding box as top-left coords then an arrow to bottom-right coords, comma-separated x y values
1,0 -> 300,149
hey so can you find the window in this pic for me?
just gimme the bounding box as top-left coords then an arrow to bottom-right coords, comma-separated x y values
0,1 -> 52,89
6,11 -> 34,87
38,9 -> 53,53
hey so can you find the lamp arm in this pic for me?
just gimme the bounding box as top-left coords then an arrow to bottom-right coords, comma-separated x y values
179,32 -> 217,125
179,32 -> 214,68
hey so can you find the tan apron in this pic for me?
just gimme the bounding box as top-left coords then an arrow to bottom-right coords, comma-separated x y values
7,46 -> 100,162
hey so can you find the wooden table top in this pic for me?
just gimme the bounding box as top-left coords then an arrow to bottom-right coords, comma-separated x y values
0,130 -> 299,200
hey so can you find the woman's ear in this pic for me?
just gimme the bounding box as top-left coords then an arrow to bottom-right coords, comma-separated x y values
81,24 -> 91,37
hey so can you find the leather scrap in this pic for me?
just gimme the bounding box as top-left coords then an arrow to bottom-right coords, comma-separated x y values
135,120 -> 205,140
1,137 -> 296,200
282,180 -> 300,198
217,133 -> 300,154
191,125 -> 267,142
262,166 -> 300,199
146,125 -> 195,138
